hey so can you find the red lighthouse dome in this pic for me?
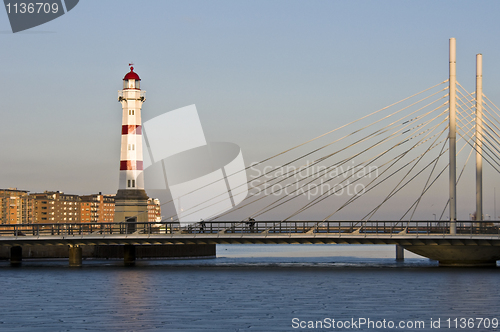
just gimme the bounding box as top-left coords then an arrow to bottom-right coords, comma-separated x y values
123,66 -> 141,81
123,65 -> 141,89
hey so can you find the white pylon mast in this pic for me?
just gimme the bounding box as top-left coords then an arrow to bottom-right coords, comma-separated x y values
476,54 -> 483,221
449,38 -> 457,234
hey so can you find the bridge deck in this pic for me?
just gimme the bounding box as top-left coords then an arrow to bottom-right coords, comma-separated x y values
0,221 -> 499,246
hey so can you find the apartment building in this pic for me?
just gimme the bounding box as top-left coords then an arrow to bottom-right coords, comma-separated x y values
0,190 -> 160,224
80,193 -> 115,223
31,191 -> 81,223
148,198 -> 162,222
0,188 -> 32,224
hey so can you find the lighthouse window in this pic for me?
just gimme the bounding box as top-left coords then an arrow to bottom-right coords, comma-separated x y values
132,180 -> 135,187
128,180 -> 131,187
127,179 -> 136,188
128,144 -> 135,151
129,110 -> 134,115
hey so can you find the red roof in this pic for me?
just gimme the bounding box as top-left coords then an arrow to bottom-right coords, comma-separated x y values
123,66 -> 141,81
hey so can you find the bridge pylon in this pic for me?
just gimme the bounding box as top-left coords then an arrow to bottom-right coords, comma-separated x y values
449,38 -> 457,234
476,54 -> 483,222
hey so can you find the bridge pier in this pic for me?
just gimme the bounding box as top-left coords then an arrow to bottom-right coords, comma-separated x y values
68,245 -> 82,267
396,245 -> 404,261
10,246 -> 22,266
404,245 -> 500,267
124,245 -> 136,266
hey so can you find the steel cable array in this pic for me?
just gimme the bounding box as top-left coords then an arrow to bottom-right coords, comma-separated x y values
178,80 -> 455,223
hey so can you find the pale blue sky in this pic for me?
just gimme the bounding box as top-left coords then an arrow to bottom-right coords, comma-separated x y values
2,1 -> 500,220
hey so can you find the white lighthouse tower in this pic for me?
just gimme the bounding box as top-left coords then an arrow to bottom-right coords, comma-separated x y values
114,65 -> 149,223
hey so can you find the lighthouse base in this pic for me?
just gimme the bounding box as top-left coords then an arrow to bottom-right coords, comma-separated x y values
114,189 -> 149,223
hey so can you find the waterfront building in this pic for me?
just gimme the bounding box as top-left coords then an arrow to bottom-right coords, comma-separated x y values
31,191 -> 81,223
148,198 -> 162,223
80,193 -> 115,223
23,190 -> 160,224
0,188 -> 32,224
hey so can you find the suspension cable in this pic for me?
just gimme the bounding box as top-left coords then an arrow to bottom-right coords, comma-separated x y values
160,81 -> 451,215
171,95 -> 449,222
286,117 -> 449,221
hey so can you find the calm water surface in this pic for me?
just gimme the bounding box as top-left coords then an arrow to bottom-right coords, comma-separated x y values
0,245 -> 499,331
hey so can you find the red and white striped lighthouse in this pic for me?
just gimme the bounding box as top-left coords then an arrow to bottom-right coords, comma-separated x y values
114,65 -> 149,223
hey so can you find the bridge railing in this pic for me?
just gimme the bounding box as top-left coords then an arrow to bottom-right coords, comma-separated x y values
0,221 -> 499,237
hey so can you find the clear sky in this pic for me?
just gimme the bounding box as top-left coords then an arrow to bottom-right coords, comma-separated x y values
2,1 -> 500,220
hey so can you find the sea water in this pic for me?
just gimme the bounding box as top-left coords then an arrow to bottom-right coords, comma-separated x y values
0,244 -> 499,331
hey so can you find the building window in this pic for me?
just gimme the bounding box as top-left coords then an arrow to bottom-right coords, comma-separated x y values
129,110 -> 135,115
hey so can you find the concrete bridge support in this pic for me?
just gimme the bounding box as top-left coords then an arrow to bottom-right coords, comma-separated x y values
404,245 -> 500,267
68,245 -> 82,267
124,245 -> 136,266
396,245 -> 404,261
10,246 -> 22,266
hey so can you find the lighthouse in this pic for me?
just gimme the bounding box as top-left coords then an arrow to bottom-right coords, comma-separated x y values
114,65 -> 149,223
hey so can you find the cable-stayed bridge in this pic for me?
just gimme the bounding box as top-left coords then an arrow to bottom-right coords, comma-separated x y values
3,38 -> 500,266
